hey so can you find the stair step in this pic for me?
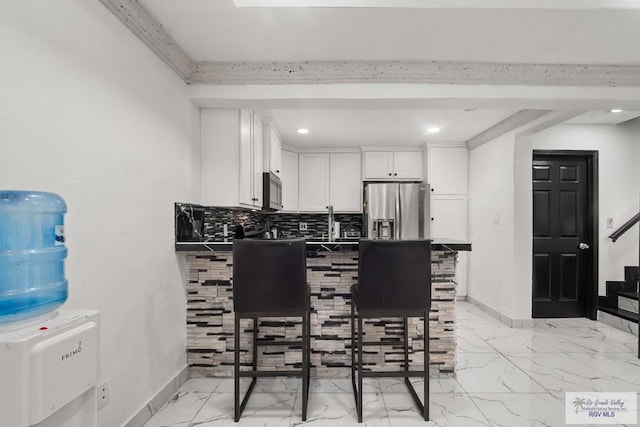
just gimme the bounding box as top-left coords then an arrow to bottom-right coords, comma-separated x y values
598,306 -> 639,324
624,266 -> 640,283
618,293 -> 639,314
619,291 -> 639,300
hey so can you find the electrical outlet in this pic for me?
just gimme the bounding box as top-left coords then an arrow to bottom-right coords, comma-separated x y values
97,381 -> 110,410
606,217 -> 614,229
299,222 -> 308,231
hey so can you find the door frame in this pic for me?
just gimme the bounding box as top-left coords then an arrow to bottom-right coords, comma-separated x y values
532,150 -> 599,320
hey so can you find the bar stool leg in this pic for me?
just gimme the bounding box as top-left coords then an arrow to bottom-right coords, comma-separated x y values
307,309 -> 311,398
403,317 -> 409,374
357,313 -> 363,423
302,312 -> 309,421
234,313 -> 240,422
423,311 -> 429,421
350,299 -> 356,396
253,317 -> 258,377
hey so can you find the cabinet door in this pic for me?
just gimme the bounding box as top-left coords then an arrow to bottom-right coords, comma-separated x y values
281,150 -> 298,212
200,109 -> 240,207
238,109 -> 253,206
269,128 -> 282,177
393,151 -> 423,180
428,147 -> 467,194
330,153 -> 362,212
363,151 -> 393,179
298,154 -> 330,211
430,196 -> 467,240
252,113 -> 263,207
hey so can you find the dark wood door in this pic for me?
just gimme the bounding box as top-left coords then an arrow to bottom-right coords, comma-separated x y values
532,154 -> 591,318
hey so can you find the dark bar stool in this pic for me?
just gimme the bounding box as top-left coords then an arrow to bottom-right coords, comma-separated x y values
232,239 -> 310,422
351,239 -> 431,422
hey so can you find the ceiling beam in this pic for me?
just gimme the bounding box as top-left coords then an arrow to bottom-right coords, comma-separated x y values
192,61 -> 640,87
98,0 -> 194,82
233,0 -> 640,9
466,110 -> 551,149
100,1 -> 640,88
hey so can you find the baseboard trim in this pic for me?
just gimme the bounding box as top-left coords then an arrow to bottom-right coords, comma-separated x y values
466,296 -> 534,328
456,295 -> 467,301
124,364 -> 189,427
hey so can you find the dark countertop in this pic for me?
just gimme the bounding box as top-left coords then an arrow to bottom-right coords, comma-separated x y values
175,238 -> 471,252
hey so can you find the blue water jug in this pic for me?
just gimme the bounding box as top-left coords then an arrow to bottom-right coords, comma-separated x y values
0,191 -> 68,324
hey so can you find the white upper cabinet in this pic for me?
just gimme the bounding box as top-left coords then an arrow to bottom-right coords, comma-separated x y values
263,123 -> 282,178
428,146 -> 468,195
238,109 -> 253,206
298,153 -> 330,211
392,151 -> 423,180
363,150 -> 423,180
281,150 -> 299,212
363,151 -> 393,178
200,108 -> 262,208
297,152 -> 362,213
329,153 -> 362,212
251,112 -> 263,207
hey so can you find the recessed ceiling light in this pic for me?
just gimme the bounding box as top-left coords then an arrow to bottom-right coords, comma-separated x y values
297,128 -> 309,134
610,109 -> 623,113
427,127 -> 440,134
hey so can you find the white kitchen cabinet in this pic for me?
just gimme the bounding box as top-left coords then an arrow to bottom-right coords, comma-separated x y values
363,150 -> 423,180
200,108 -> 262,208
363,151 -> 393,179
393,151 -> 423,180
263,124 -> 282,178
430,196 -> 467,240
297,152 -> 362,213
298,153 -> 330,211
281,149 -> 298,212
428,146 -> 468,195
430,196 -> 468,297
329,153 -> 362,212
251,112 -> 263,207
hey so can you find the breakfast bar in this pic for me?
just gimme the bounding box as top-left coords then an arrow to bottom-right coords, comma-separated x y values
179,240 -> 470,379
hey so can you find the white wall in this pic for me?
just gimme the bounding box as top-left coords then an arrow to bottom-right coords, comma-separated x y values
469,119 -> 640,321
0,2 -> 199,426
468,133 -> 519,318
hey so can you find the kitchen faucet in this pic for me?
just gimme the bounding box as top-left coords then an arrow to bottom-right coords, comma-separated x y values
327,205 -> 334,242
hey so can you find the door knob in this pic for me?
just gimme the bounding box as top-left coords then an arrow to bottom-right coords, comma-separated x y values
578,243 -> 590,250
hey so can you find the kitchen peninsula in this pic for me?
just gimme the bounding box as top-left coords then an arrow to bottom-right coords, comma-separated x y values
179,239 -> 470,379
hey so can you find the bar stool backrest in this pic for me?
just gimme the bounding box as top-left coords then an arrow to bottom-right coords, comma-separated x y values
358,239 -> 431,313
233,239 -> 307,314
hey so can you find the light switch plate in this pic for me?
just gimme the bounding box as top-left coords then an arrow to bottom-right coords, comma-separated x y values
299,222 -> 308,231
606,217 -> 614,228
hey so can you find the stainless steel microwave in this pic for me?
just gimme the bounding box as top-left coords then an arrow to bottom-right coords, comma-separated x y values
262,172 -> 282,211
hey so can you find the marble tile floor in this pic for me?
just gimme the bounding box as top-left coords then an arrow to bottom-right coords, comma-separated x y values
144,302 -> 639,427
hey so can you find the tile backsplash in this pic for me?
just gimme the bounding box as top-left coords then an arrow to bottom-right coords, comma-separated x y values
177,204 -> 362,241
264,212 -> 362,240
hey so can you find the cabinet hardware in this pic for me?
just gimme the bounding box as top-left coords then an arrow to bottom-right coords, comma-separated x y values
388,173 -> 392,176
393,173 -> 397,176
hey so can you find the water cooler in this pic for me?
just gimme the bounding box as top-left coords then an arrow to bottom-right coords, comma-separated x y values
0,310 -> 100,427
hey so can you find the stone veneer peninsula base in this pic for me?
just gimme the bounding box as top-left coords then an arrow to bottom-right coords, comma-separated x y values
184,249 -> 458,378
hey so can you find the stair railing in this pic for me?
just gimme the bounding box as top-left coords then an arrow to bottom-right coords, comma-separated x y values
608,212 -> 640,242
607,212 -> 640,359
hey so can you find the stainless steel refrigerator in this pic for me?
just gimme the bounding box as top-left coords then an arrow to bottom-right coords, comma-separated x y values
363,182 -> 430,239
